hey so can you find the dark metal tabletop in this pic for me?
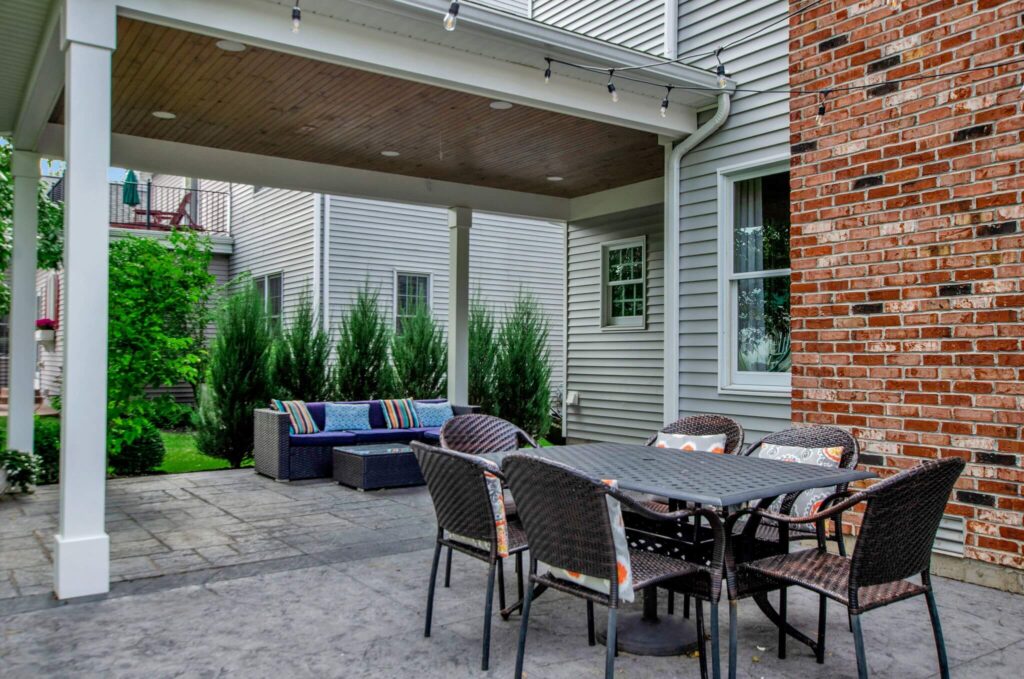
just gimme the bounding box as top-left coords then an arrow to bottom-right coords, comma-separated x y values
487,442 -> 875,507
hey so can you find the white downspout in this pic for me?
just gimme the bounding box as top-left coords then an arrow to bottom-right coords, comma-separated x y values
664,0 -> 679,59
322,194 -> 332,333
312,192 -> 321,319
663,92 -> 732,425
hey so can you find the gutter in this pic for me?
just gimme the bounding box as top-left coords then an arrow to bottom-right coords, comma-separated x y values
662,92 -> 732,425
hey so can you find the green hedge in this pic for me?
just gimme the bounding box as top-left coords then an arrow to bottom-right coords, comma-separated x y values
0,416 -> 61,485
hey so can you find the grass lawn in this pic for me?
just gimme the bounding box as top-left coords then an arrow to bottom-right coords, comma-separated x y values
158,430 -> 251,473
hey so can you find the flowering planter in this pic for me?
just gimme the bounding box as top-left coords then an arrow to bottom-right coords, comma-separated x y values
34,329 -> 56,350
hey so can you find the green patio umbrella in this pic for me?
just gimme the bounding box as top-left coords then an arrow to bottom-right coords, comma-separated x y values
122,169 -> 141,206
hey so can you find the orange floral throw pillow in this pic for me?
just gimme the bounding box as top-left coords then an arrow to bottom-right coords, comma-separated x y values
541,479 -> 635,603
654,432 -> 728,454
443,461 -> 509,558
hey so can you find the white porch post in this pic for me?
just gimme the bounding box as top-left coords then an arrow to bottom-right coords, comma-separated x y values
7,151 -> 40,459
54,0 -> 115,600
447,207 -> 472,405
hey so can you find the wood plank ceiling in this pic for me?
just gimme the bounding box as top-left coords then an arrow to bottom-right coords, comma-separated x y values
50,18 -> 664,198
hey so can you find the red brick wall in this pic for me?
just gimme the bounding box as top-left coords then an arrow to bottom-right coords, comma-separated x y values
788,0 -> 1024,570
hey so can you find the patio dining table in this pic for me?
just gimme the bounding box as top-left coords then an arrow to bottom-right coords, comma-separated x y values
486,442 -> 876,657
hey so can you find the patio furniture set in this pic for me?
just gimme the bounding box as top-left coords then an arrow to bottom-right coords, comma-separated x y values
412,414 -> 965,679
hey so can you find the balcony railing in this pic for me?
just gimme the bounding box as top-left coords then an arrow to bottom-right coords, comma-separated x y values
108,181 -> 229,236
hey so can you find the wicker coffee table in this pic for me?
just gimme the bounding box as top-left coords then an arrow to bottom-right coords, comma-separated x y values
332,443 -> 425,491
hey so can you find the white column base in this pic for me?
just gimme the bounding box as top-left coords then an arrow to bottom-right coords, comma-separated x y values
54,532 -> 110,599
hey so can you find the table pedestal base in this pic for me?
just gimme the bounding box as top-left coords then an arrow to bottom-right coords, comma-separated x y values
595,588 -> 700,656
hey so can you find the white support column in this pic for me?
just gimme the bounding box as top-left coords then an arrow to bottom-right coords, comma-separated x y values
54,0 -> 116,600
447,207 -> 472,406
7,152 -> 40,459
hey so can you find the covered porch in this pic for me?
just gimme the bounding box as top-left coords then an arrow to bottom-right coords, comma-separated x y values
2,0 -> 726,599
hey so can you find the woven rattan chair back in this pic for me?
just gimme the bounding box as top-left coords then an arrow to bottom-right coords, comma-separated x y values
645,414 -> 745,454
439,414 -> 539,455
747,425 -> 859,471
850,457 -> 965,594
412,442 -> 499,547
503,455 -> 620,596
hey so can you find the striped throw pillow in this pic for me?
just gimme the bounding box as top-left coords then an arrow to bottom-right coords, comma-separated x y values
271,399 -> 319,435
380,398 -> 421,429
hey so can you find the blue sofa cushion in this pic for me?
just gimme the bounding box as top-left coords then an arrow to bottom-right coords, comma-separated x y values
422,427 -> 442,442
289,431 -> 358,448
325,403 -> 372,431
415,401 -> 455,427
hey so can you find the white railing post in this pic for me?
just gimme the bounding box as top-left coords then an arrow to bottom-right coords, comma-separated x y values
447,207 -> 472,405
54,0 -> 116,600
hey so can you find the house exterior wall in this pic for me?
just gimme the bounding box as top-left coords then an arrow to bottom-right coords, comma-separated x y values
565,204 -> 664,443
789,0 -> 1024,574
674,0 -> 792,442
533,1 -> 667,54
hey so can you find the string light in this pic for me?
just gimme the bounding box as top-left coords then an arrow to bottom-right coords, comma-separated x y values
607,71 -> 618,103
887,0 -> 902,9
444,1 -> 460,32
291,2 -> 301,33
544,58 -> 552,84
661,86 -> 673,118
815,89 -> 832,126
715,48 -> 728,89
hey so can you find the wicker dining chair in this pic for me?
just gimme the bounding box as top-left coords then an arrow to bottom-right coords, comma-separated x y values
412,442 -> 528,671
727,457 -> 965,679
504,454 -> 727,679
439,413 -> 539,454
644,414 -> 746,455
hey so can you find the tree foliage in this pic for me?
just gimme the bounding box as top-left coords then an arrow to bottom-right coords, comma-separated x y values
392,303 -> 447,398
270,290 -> 333,401
492,292 -> 552,439
107,230 -> 215,466
333,286 -> 395,400
0,141 -> 64,315
468,294 -> 497,413
195,282 -> 273,468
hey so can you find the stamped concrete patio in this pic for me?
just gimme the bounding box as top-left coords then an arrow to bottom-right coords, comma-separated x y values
1,469 -> 1022,678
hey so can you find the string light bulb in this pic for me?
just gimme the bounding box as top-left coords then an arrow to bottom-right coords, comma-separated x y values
444,1 -> 460,31
715,48 -> 728,89
887,0 -> 901,9
661,86 -> 673,118
815,89 -> 832,127
607,72 -> 618,103
544,58 -> 552,85
291,2 -> 301,33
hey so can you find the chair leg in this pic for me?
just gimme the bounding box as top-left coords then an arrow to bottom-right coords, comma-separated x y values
695,599 -> 708,679
498,559 -> 507,612
605,608 -> 618,679
444,546 -> 453,588
514,576 -> 535,679
516,552 -> 524,603
710,600 -> 721,679
728,600 -> 738,679
925,590 -> 951,679
587,600 -> 596,646
481,562 -> 497,671
850,612 -> 869,679
816,594 -> 827,664
424,540 -> 442,638
778,587 -> 787,659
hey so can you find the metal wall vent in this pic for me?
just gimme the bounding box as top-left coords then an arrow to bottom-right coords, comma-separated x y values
933,514 -> 966,557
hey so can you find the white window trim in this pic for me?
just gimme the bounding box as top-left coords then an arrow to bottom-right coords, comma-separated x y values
255,272 -> 284,325
600,235 -> 647,330
717,155 -> 792,397
393,270 -> 433,330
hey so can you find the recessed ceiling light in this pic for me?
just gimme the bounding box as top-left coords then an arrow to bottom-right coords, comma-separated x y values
297,125 -> 317,133
490,101 -> 514,110
546,176 -> 564,182
151,111 -> 176,120
381,150 -> 401,157
215,40 -> 247,52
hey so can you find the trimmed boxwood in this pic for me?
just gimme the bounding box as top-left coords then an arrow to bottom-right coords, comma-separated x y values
0,416 -> 61,485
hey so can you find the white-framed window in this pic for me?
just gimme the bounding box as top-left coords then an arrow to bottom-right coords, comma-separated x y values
601,236 -> 646,329
717,157 -> 792,395
394,271 -> 432,334
254,273 -> 283,327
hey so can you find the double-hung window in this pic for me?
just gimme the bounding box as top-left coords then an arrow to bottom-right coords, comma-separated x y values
601,237 -> 646,328
718,160 -> 791,394
395,272 -> 431,334
255,273 -> 283,327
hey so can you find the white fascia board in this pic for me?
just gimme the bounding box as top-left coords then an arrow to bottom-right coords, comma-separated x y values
38,124 -> 570,221
12,3 -> 63,150
114,0 -> 698,137
568,177 -> 664,223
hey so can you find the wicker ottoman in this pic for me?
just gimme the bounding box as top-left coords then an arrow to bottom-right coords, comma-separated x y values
332,444 -> 425,491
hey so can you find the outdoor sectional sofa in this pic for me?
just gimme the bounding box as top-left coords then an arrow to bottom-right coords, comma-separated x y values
254,399 -> 478,481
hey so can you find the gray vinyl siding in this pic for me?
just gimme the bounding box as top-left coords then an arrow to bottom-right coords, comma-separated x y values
325,196 -> 565,390
227,185 -> 316,323
565,205 -> 664,443
533,0 -> 666,54
675,0 -> 791,442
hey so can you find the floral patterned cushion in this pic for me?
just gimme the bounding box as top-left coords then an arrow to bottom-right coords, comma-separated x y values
756,443 -> 845,517
541,479 -> 635,603
654,432 -> 728,454
444,459 -> 509,558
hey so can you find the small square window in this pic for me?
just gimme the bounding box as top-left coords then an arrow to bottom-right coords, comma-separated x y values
395,272 -> 431,334
601,238 -> 645,328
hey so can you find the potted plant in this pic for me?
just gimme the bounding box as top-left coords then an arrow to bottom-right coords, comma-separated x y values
35,318 -> 56,350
